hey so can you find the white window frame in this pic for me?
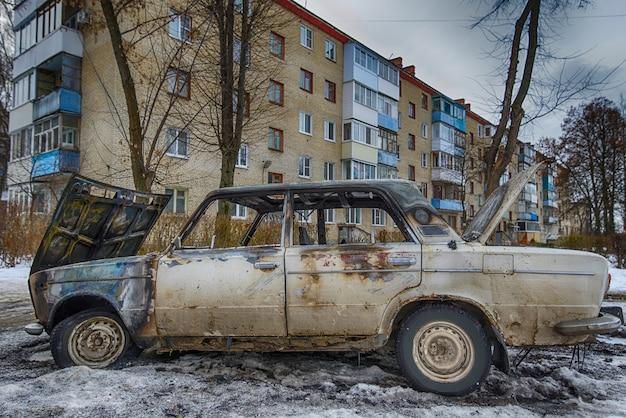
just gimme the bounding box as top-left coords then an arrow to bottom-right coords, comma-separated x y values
236,144 -> 248,168
165,127 -> 189,158
324,39 -> 336,61
324,208 -> 336,224
165,188 -> 187,214
346,207 -> 362,225
298,155 -> 311,178
232,203 -> 248,219
169,9 -> 191,42
299,112 -> 312,136
421,153 -> 428,168
372,208 -> 386,226
421,123 -> 429,139
300,24 -> 313,49
324,120 -> 336,142
324,161 -> 335,181
296,210 -> 313,223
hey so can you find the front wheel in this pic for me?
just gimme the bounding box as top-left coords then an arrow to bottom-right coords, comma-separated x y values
51,309 -> 140,368
396,304 -> 492,396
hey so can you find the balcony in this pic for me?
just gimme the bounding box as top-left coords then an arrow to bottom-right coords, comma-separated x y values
377,149 -> 398,167
543,176 -> 555,191
543,199 -> 558,208
33,88 -> 81,120
454,145 -> 465,157
431,167 -> 462,185
432,111 -> 465,132
13,27 -> 83,77
377,113 -> 398,132
431,198 -> 463,212
518,211 -> 539,222
544,216 -> 559,225
32,149 -> 80,178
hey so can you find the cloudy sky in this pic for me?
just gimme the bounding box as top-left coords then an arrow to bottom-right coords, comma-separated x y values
294,0 -> 626,143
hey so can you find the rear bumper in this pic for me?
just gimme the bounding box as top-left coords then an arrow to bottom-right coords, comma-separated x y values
555,312 -> 622,336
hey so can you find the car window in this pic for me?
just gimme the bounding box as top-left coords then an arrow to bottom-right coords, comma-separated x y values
182,197 -> 283,249
291,191 -> 409,246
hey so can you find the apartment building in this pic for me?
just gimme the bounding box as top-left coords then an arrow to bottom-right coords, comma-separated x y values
6,0 -> 560,243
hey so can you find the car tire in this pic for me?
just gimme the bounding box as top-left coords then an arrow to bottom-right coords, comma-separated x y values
396,304 -> 492,396
50,309 -> 140,369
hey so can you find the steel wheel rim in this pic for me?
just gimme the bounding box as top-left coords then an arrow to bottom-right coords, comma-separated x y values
412,321 -> 474,383
68,316 -> 126,368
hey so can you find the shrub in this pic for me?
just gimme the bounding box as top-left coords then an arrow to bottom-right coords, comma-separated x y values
0,203 -> 49,267
554,233 -> 626,268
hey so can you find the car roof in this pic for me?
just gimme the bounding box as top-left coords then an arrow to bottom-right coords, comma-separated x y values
208,179 -> 430,213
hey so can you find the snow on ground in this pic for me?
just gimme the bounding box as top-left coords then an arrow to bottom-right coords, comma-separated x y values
1,265 -> 626,417
608,265 -> 626,297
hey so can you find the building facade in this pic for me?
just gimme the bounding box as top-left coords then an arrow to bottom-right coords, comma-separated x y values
6,0 -> 560,243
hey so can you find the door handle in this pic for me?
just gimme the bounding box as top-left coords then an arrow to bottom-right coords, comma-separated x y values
389,257 -> 416,266
254,261 -> 279,270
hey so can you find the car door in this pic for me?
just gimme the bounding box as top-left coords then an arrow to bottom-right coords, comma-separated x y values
155,198 -> 287,337
284,205 -> 422,337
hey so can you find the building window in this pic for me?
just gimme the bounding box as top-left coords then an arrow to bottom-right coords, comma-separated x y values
343,121 -> 377,146
300,68 -> 313,93
269,31 -> 285,59
377,94 -> 397,117
299,112 -> 312,135
346,208 -> 362,224
324,80 -> 336,102
344,160 -> 376,180
324,120 -> 336,142
33,116 -> 59,154
236,144 -> 248,168
408,165 -> 416,181
300,24 -> 313,49
324,39 -> 336,61
421,123 -> 429,139
298,155 -> 311,178
325,208 -> 335,224
11,71 -> 35,108
268,79 -> 284,105
268,172 -> 283,183
478,125 -> 484,138
324,161 -> 335,180
36,1 -> 62,44
165,128 -> 189,157
421,153 -> 428,168
408,102 -> 416,119
354,46 -> 378,73
268,127 -> 283,151
169,9 -> 192,42
166,67 -> 190,98
378,60 -> 399,85
372,209 -> 385,226
408,134 -> 416,150
231,203 -> 247,219
469,181 -> 475,194
10,127 -> 33,160
164,188 -> 187,214
421,93 -> 428,110
354,82 -> 377,109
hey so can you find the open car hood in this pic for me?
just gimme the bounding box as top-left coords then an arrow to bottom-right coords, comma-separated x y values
31,176 -> 170,273
462,162 -> 543,244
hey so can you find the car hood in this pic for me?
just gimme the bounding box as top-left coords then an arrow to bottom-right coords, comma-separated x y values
462,162 -> 543,244
31,175 -> 170,274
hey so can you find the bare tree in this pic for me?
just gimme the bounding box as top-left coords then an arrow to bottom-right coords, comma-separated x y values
0,0 -> 13,193
541,97 -> 625,234
474,0 -> 620,196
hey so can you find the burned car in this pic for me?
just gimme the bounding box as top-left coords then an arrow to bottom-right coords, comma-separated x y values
25,164 -> 622,396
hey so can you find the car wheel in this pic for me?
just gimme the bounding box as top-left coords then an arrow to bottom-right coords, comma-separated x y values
396,304 -> 492,396
51,309 -> 140,369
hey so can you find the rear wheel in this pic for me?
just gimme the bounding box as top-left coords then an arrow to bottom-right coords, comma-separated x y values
396,304 -> 492,396
51,309 -> 139,368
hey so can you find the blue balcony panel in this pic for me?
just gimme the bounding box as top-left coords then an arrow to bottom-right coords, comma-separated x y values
377,149 -> 398,167
431,198 -> 463,212
432,111 -> 466,132
542,177 -> 556,191
377,113 -> 399,132
33,88 -> 81,121
32,149 -> 80,178
518,211 -> 539,221
454,146 -> 465,157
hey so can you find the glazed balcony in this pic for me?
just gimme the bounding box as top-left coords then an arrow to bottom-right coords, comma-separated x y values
33,88 -> 81,120
431,198 -> 463,212
32,149 -> 80,178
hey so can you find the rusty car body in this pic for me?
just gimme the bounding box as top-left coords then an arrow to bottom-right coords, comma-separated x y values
25,166 -> 622,395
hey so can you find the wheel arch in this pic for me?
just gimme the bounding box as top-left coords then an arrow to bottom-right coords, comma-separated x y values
48,293 -> 122,331
382,295 -> 510,374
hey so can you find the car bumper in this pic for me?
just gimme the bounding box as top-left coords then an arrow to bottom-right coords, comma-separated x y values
555,312 -> 623,336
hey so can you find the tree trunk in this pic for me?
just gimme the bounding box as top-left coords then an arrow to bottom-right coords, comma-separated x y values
99,0 -> 152,191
